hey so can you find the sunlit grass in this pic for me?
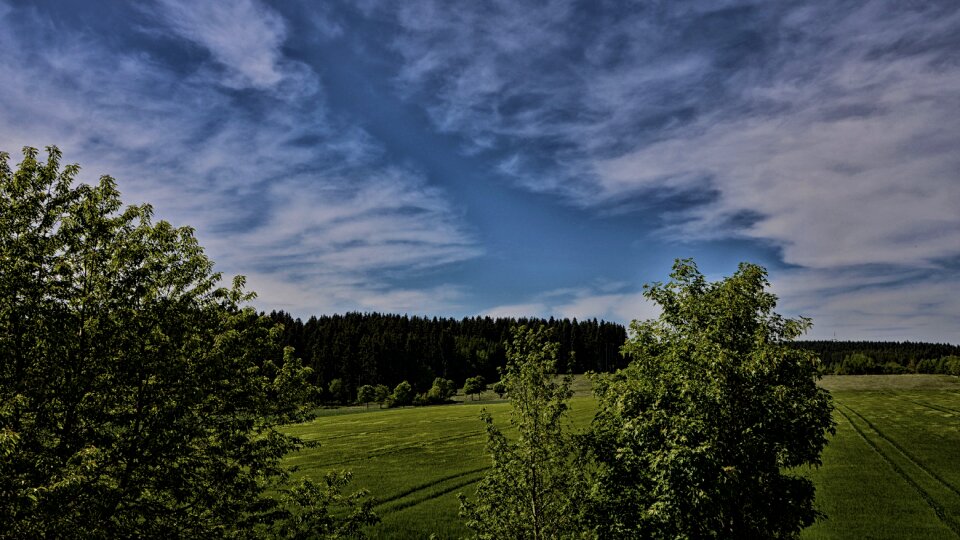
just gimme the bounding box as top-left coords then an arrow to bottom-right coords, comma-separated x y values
285,375 -> 960,539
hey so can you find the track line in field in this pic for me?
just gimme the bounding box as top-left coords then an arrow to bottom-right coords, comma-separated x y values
374,467 -> 488,507
376,473 -> 484,515
887,392 -> 960,416
836,405 -> 960,537
843,404 -> 960,500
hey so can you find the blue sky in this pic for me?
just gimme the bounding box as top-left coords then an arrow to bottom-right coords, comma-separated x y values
2,0 -> 958,342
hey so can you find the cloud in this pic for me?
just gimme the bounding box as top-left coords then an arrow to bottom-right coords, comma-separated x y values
594,7 -> 960,270
0,2 -> 480,317
480,302 -> 550,320
153,0 -> 315,93
771,266 -> 960,342
482,285 -> 659,324
373,0 -> 960,339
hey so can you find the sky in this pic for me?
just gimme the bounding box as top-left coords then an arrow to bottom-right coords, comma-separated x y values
1,0 -> 958,343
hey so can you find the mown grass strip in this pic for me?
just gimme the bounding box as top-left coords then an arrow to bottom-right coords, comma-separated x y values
836,405 -> 960,537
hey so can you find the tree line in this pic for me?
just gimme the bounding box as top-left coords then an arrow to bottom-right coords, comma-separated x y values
790,341 -> 960,374
265,310 -> 959,396
264,310 -> 627,401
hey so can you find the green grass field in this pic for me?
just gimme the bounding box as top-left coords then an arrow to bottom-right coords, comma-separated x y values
802,375 -> 960,539
284,375 -> 960,539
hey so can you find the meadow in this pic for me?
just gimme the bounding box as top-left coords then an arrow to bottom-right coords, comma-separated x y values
284,375 -> 960,539
803,375 -> 960,539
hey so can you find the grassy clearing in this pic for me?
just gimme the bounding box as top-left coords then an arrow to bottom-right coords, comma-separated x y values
285,374 -> 960,539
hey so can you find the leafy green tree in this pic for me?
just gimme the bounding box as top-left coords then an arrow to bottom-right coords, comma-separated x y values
357,385 -> 376,409
459,326 -> 584,539
426,377 -> 456,403
0,147 -> 376,537
837,352 -> 877,375
373,384 -> 390,409
492,381 -> 506,398
328,378 -> 347,404
585,259 -> 835,538
463,375 -> 487,401
391,380 -> 413,407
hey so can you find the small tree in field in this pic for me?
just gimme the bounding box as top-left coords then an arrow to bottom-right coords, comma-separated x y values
459,326 -> 584,539
391,380 -> 413,407
426,377 -> 456,403
373,384 -> 390,409
0,147 -> 377,537
463,375 -> 487,401
584,259 -> 835,538
357,385 -> 375,409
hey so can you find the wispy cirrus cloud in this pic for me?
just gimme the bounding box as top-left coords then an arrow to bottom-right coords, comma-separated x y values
0,1 -> 480,316
151,0 -> 310,92
365,0 -> 960,340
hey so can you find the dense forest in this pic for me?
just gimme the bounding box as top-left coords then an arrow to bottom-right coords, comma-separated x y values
266,311 -> 627,396
790,340 -> 960,374
266,310 -> 960,389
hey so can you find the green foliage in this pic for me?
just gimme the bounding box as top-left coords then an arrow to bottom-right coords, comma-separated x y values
374,384 -> 390,408
328,378 -> 347,404
0,147 -> 375,537
881,361 -> 909,375
462,376 -> 487,401
835,353 -> 879,375
492,381 -> 506,398
426,377 -> 456,404
357,385 -> 376,409
585,259 -> 835,538
391,381 -> 413,407
459,326 -> 585,539
268,471 -> 380,539
916,356 -> 960,376
266,311 -> 630,388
